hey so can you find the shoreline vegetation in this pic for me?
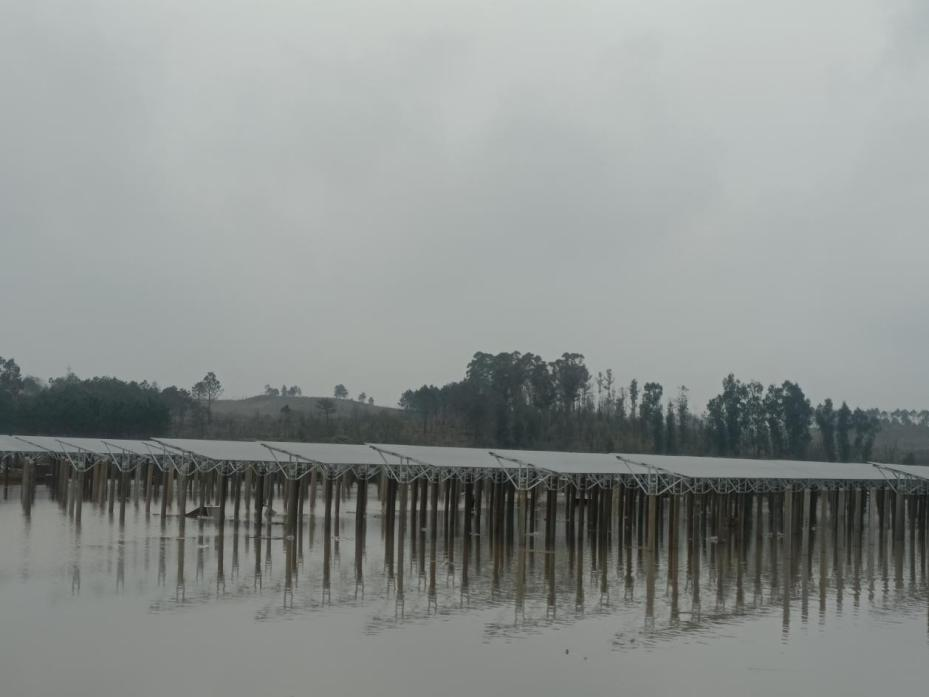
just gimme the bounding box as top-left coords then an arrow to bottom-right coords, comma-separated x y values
1,352 -> 926,464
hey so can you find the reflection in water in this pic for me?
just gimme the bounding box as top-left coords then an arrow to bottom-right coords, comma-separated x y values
323,477 -> 333,604
232,526 -> 239,581
217,518 -> 226,595
1,481 -> 928,649
176,538 -> 186,603
71,526 -> 81,594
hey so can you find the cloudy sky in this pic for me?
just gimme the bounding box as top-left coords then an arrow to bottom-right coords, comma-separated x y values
2,0 -> 927,410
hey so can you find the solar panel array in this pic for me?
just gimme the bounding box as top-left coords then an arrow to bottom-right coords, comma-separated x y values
0,435 -> 47,454
873,462 -> 929,481
369,444 -> 511,470
494,448 -> 648,475
617,453 -> 890,481
9,435 -> 150,456
152,438 -> 277,463
263,441 -> 385,466
2,434 -> 927,486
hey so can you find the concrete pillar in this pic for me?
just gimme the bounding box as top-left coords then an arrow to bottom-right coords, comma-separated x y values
177,468 -> 188,538
397,479 -> 408,599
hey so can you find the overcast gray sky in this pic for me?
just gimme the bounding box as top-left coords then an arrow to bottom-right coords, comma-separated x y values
2,0 -> 927,410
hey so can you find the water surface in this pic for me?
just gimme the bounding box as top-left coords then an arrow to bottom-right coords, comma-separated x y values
0,485 -> 926,696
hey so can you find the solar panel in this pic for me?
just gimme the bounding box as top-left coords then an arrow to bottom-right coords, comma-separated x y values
368,444 -> 652,475
872,462 -> 929,481
53,437 -> 156,456
152,438 -> 278,463
368,444 -> 509,469
0,435 -> 49,454
616,453 -> 888,481
261,441 -> 384,465
0,435 -> 160,458
5,433 -> 924,488
100,439 -> 163,457
492,448 -> 649,475
11,435 -> 83,454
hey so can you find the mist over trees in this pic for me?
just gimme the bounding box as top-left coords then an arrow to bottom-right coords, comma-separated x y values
0,356 -> 169,437
0,350 -> 914,463
398,352 -> 886,462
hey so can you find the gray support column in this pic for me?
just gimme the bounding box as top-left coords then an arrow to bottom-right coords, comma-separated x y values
177,467 -> 188,538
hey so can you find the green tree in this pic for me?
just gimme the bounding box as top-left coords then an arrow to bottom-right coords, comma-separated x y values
603,369 -> 616,416
0,356 -> 24,394
836,401 -> 852,462
764,384 -> 786,457
334,384 -> 349,399
192,371 -> 223,424
706,395 -> 728,455
160,386 -> 193,433
781,381 -> 812,459
665,400 -> 677,454
721,374 -> 747,455
640,382 -> 664,452
551,353 -> 589,412
21,374 -> 169,437
814,398 -> 837,461
616,387 -> 627,435
399,384 -> 442,436
0,356 -> 24,431
704,374 -> 748,455
743,380 -> 768,457
628,379 -> 639,441
851,408 -> 880,461
676,386 -> 689,452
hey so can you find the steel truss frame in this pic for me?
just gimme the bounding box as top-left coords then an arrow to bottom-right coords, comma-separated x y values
872,462 -> 929,495
12,436 -> 155,475
7,436 -> 929,498
660,476 -> 904,495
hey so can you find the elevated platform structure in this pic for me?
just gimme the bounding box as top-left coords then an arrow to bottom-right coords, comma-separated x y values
2,435 -> 161,471
617,453 -> 898,494
2,434 -> 927,494
870,461 -> 929,493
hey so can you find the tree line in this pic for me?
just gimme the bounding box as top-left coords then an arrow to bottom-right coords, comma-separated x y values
0,357 -> 226,438
0,355 -> 412,443
0,351 -> 905,463
1,356 -> 170,437
398,351 -> 885,462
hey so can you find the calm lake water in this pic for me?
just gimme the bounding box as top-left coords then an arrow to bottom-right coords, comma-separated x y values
1,484 -> 926,697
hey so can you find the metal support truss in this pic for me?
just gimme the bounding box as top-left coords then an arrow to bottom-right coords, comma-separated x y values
488,452 -> 551,491
872,462 -> 929,495
616,456 -> 687,496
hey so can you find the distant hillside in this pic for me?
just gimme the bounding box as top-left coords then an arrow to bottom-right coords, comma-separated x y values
212,395 -> 401,419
